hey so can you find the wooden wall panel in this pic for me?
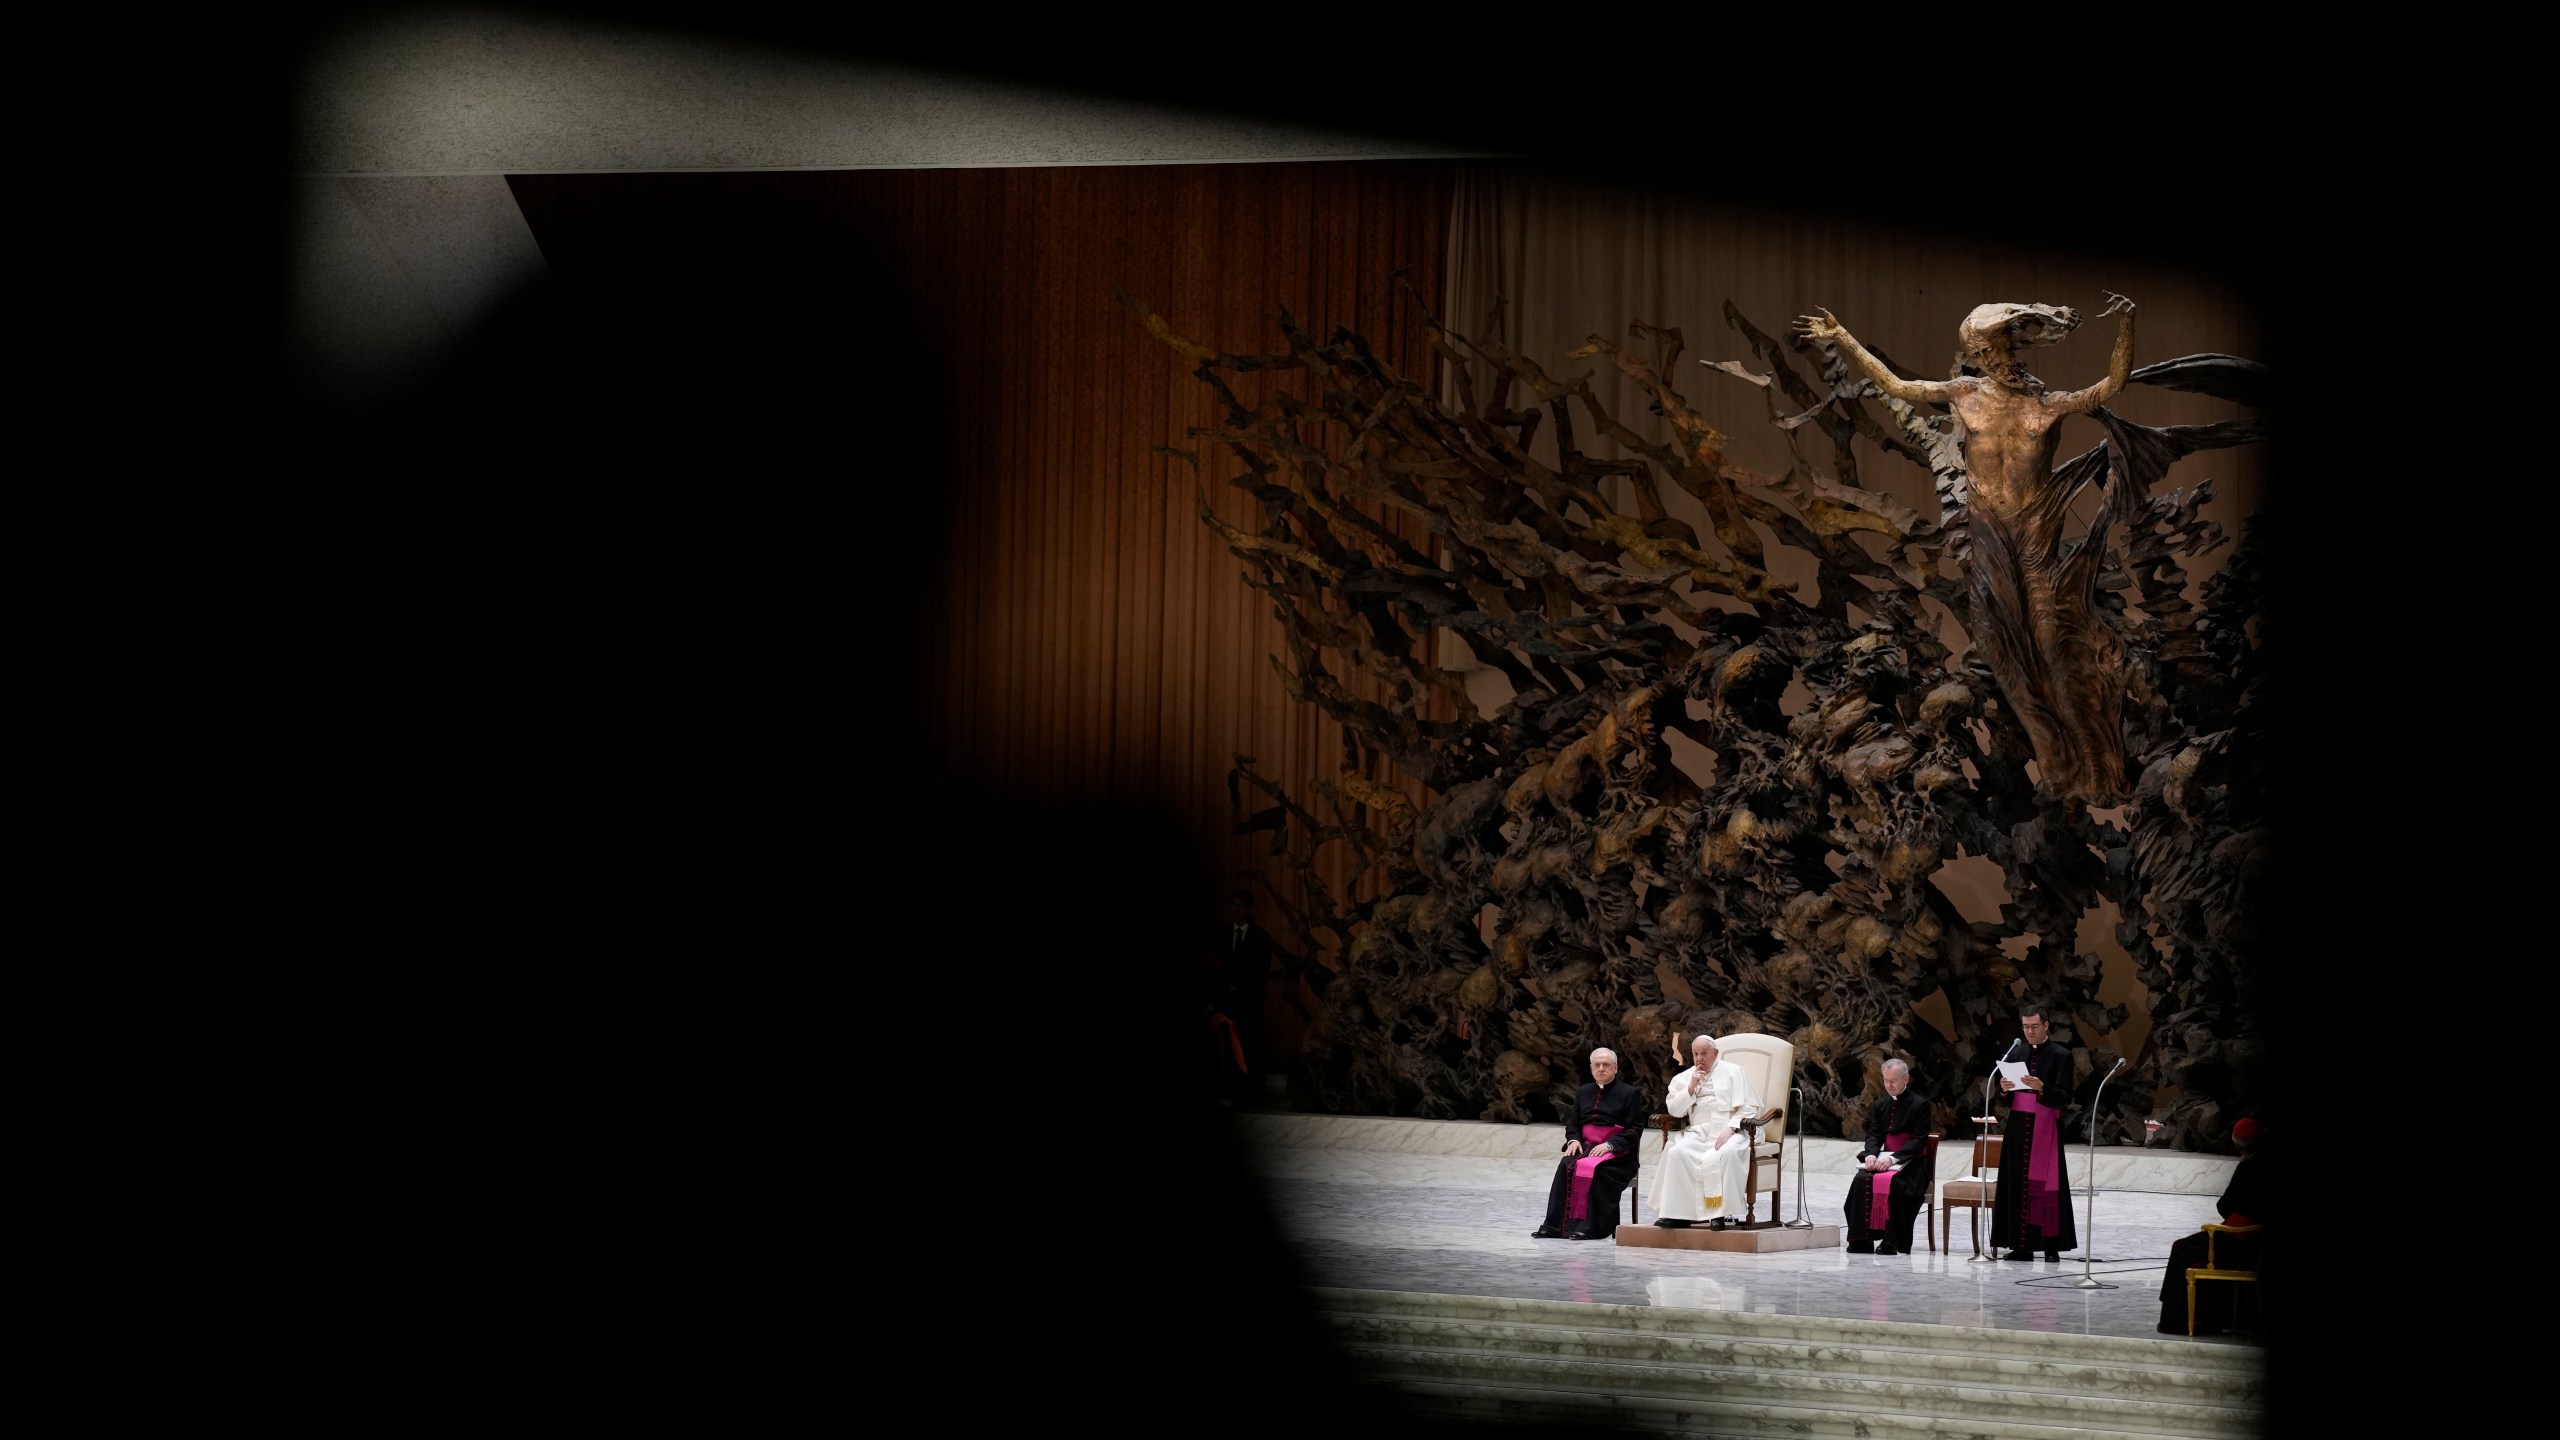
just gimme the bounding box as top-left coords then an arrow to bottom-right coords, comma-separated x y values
509,164 -> 1459,970
504,162 -> 2259,1078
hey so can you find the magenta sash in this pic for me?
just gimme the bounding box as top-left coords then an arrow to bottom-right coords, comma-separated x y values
2012,1092 -> 2063,1230
1867,1130 -> 1912,1220
1565,1122 -> 1624,1220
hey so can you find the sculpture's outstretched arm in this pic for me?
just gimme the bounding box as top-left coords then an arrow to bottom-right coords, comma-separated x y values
1796,308 -> 1959,405
2055,293 -> 2137,414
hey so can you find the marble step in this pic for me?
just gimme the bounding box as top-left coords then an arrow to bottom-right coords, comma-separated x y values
1375,1376 -> 2218,1440
1329,1337 -> 2257,1439
1321,1311 -> 2260,1410
1307,1289 -> 2265,1440
1310,1287 -> 2263,1376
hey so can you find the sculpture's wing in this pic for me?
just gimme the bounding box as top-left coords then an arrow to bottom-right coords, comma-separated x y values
2128,353 -> 2269,409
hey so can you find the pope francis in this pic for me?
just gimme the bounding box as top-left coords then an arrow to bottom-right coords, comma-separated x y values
1648,1033 -> 1764,1229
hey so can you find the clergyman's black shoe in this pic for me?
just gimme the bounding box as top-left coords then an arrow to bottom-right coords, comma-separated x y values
1874,1245 -> 1899,1255
1530,1228 -> 1565,1239
1844,1243 -> 1874,1254
2003,1249 -> 2033,1261
1570,1228 -> 1606,1241
2043,1250 -> 2060,1262
1654,1218 -> 1692,1229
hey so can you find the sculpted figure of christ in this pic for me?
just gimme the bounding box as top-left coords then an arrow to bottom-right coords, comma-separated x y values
1796,295 -> 2137,805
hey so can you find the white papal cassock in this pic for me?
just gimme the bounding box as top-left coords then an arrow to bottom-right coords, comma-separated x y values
1647,1057 -> 1763,1222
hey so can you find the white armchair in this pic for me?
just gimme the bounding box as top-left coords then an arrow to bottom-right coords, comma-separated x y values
1710,1032 -> 1794,1227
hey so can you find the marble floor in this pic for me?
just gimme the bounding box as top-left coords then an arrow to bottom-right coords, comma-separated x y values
1233,1114 -> 2260,1348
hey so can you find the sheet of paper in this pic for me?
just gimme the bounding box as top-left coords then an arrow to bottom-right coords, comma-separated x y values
1996,1060 -> 2030,1085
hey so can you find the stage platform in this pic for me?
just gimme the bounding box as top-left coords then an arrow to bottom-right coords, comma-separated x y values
1611,1221 -> 1843,1253
1229,1108 -> 2253,1344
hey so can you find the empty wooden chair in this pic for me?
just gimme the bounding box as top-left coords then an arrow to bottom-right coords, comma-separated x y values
1939,1126 -> 2002,1256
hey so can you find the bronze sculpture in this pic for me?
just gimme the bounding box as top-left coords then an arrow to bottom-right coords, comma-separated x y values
1797,298 -> 2137,805
1132,280 -> 2267,1152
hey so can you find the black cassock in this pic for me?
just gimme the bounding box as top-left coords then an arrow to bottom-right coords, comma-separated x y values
1842,1090 -> 1933,1252
1989,1037 -> 2078,1255
1534,1078 -> 1648,1239
2158,1149 -> 2270,1334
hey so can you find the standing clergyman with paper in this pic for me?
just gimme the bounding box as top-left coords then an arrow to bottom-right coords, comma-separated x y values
1989,999 -> 2078,1261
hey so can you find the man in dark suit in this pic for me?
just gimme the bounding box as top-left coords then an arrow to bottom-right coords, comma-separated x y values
1216,887 -> 1275,1100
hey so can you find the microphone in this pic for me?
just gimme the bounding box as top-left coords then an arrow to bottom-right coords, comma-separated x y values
1990,1038 -> 2022,1093
1982,1036 -> 2020,1113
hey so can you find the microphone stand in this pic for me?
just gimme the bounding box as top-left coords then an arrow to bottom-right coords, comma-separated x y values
2075,1057 -> 2129,1290
1784,1085 -> 1813,1226
1968,1041 -> 2018,1265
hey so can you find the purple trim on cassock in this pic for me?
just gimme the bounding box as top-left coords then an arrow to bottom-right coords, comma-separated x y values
1566,1122 -> 1624,1220
1869,1130 -> 1912,1219
2012,1092 -> 2063,1230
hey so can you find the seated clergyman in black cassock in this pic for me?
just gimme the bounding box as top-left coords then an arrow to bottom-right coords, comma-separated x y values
1531,1047 -> 1649,1241
1842,1057 -> 1933,1255
2158,1116 -> 2268,1334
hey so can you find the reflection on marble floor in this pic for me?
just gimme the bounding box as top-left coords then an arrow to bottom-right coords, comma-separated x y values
1241,1138 -> 2259,1346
